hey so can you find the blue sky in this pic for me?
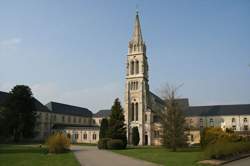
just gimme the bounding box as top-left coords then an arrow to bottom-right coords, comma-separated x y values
0,0 -> 249,112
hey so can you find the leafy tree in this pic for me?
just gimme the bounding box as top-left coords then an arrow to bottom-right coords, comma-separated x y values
99,118 -> 109,139
3,85 -> 36,142
108,98 -> 127,148
132,127 -> 140,146
159,84 -> 186,151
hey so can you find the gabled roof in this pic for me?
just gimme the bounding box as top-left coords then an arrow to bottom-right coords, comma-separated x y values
94,109 -> 111,118
0,91 -> 50,112
185,104 -> 250,117
46,102 -> 92,117
149,91 -> 165,106
149,91 -> 189,108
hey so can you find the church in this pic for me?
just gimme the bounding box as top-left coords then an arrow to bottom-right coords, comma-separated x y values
124,12 -> 250,146
0,13 -> 249,145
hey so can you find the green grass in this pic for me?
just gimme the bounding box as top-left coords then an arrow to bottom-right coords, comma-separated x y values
0,144 -> 80,166
112,146 -> 206,166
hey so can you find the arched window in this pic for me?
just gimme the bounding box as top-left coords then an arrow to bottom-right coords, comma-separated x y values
130,61 -> 134,75
131,103 -> 134,121
135,103 -> 138,121
136,61 -> 139,74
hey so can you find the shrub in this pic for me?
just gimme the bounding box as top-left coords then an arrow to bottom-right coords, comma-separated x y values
107,139 -> 124,149
46,133 -> 70,153
98,138 -> 110,149
132,127 -> 140,146
204,141 -> 250,159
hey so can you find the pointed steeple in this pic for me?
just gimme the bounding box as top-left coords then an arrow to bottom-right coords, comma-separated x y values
131,12 -> 143,43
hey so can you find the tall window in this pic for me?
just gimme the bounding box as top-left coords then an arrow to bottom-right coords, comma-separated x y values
135,103 -> 138,121
83,133 -> 87,140
62,116 -> 65,123
136,61 -> 139,74
210,118 -> 214,127
130,61 -> 134,75
131,103 -> 134,121
145,114 -> 147,122
93,133 -> 96,140
244,118 -> 248,123
68,116 -> 71,123
232,118 -> 236,123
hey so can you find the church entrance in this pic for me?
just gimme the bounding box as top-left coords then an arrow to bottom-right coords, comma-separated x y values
144,135 -> 148,145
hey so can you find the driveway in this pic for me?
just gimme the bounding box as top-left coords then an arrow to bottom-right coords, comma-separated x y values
71,145 -> 159,166
223,157 -> 250,166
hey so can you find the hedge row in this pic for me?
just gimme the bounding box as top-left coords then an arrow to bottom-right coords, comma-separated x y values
98,138 -> 125,150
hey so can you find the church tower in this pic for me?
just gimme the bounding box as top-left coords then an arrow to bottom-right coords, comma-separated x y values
124,12 -> 150,145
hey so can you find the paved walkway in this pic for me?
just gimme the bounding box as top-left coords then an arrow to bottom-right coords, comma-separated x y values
71,145 -> 159,166
223,157 -> 250,166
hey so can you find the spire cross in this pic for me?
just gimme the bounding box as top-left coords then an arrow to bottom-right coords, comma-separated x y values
136,4 -> 139,14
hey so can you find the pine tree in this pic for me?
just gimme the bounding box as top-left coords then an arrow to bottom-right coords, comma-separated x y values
108,98 -> 127,148
99,118 -> 109,139
3,85 -> 36,142
132,127 -> 140,146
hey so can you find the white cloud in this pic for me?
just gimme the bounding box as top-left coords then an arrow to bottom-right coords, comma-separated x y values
0,37 -> 22,49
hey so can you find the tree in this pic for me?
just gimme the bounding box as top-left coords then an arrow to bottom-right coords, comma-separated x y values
108,98 -> 127,148
99,118 -> 109,139
132,127 -> 140,146
159,84 -> 186,151
3,85 -> 36,142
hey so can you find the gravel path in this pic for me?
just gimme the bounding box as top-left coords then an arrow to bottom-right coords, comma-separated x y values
71,145 -> 159,166
223,157 -> 250,166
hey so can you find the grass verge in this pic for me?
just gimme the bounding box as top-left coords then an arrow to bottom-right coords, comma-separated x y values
0,144 -> 80,166
112,146 -> 206,166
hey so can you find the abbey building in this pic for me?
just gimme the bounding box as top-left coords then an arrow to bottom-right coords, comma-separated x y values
0,13 -> 249,145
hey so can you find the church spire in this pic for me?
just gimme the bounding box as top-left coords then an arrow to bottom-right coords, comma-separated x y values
131,12 -> 143,43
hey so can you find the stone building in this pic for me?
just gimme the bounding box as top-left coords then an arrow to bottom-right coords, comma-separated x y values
124,12 -> 250,146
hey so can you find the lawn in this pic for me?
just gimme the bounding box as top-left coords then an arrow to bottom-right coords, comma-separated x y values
0,144 -> 80,166
112,146 -> 206,166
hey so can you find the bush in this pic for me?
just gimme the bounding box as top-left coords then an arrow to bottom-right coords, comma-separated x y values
46,133 -> 70,153
201,127 -> 241,148
107,139 -> 124,149
132,127 -> 140,146
204,141 -> 250,159
98,138 -> 110,149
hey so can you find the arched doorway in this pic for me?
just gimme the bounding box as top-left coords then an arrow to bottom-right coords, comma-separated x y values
144,135 -> 148,145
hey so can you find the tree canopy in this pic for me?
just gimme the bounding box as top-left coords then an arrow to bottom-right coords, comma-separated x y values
2,85 -> 36,142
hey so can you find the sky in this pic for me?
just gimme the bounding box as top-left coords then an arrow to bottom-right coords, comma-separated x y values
0,0 -> 249,112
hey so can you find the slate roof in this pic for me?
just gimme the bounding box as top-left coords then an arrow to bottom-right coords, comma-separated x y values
149,91 -> 165,106
94,109 -> 111,118
149,91 -> 189,108
0,91 -> 50,112
52,124 -> 99,129
185,104 -> 250,117
46,102 -> 92,117
0,91 -> 9,105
